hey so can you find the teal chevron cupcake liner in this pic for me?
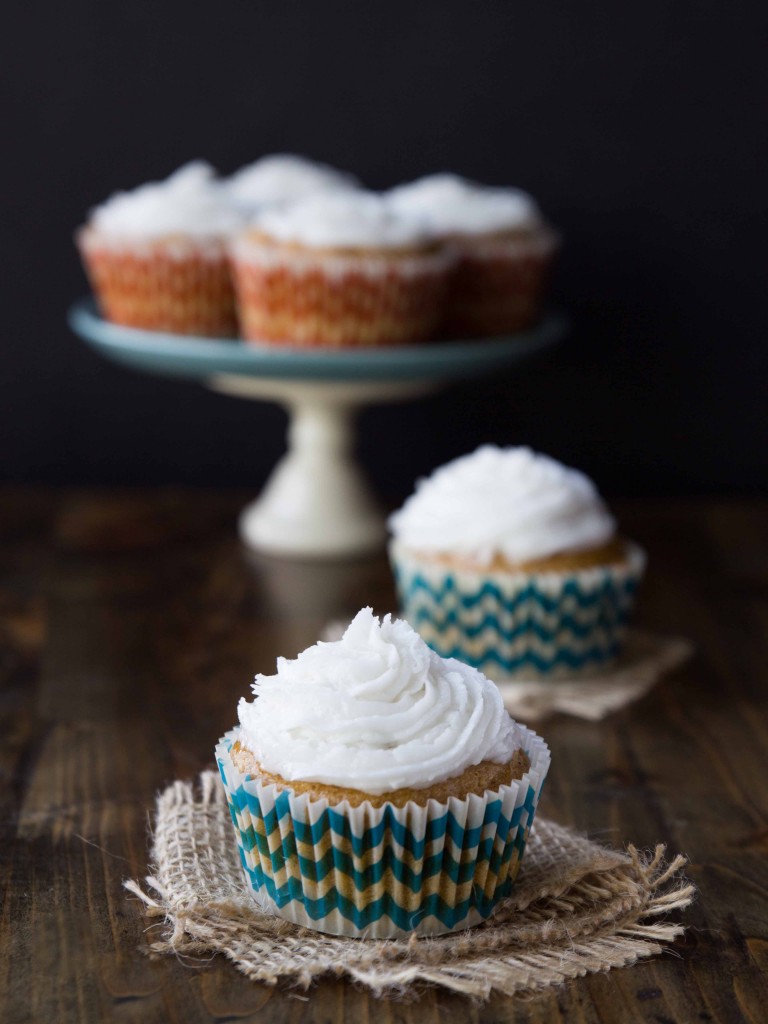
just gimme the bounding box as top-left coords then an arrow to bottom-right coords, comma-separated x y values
390,541 -> 646,680
215,725 -> 550,939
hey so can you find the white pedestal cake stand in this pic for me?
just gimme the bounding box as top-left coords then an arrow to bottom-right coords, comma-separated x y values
69,299 -> 566,558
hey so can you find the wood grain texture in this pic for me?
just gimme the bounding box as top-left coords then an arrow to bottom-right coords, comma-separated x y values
2,488 -> 767,1023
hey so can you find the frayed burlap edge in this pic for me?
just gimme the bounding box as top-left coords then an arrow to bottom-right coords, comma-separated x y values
125,772 -> 694,1000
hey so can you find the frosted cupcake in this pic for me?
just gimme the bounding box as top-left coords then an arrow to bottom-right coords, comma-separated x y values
387,174 -> 559,337
225,153 -> 359,216
229,191 -> 452,347
216,607 -> 550,938
77,162 -> 243,336
389,446 -> 645,679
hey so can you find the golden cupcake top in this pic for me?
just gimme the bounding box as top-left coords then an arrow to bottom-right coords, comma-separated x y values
236,608 -> 521,795
387,173 -> 544,237
85,161 -> 243,239
389,445 -> 618,567
247,190 -> 440,254
225,154 -> 359,214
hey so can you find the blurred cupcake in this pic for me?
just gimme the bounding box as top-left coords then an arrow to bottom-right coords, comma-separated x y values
216,607 -> 550,938
389,446 -> 645,679
76,162 -> 243,337
387,174 -> 559,337
225,153 -> 360,217
229,191 -> 452,346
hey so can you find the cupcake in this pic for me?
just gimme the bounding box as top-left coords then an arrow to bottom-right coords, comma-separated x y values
389,446 -> 645,679
229,191 -> 453,347
225,153 -> 360,217
76,162 -> 243,337
216,607 -> 550,938
387,173 -> 559,337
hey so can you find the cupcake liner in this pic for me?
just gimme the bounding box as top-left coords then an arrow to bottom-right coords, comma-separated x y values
390,541 -> 646,680
229,235 -> 454,347
215,725 -> 550,939
443,228 -> 560,336
77,228 -> 238,337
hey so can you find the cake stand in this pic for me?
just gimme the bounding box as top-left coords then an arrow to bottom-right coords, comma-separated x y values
69,299 -> 566,558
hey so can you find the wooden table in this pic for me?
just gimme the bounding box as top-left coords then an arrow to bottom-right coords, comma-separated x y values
2,489 -> 767,1023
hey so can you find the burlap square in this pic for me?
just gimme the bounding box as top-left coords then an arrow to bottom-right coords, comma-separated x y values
126,772 -> 694,1000
495,631 -> 693,722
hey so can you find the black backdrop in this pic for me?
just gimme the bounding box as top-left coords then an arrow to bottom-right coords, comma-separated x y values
2,0 -> 766,496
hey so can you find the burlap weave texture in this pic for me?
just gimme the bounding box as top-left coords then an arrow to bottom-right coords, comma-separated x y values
126,772 -> 694,1000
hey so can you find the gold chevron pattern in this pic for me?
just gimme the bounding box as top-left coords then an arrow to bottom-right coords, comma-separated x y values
217,727 -> 550,937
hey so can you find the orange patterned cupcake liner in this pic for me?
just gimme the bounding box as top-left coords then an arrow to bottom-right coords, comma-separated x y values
77,230 -> 238,337
229,238 -> 453,348
443,230 -> 560,337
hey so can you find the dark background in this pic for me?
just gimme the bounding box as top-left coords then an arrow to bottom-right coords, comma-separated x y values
2,0 -> 766,498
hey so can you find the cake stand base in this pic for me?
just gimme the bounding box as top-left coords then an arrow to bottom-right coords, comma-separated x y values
210,375 -> 434,558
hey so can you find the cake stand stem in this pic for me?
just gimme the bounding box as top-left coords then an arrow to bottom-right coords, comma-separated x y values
241,396 -> 381,557
211,375 -> 434,559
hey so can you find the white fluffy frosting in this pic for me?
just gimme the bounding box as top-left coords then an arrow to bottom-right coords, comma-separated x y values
387,173 -> 541,236
254,191 -> 434,249
237,608 -> 519,794
88,161 -> 244,238
225,154 -> 359,212
389,446 -> 616,565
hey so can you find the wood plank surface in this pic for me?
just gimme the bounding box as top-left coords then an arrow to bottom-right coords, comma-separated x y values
1,489 -> 767,1023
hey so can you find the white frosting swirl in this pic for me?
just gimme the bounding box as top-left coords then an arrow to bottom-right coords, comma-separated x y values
225,154 -> 359,213
389,446 -> 616,565
387,173 -> 541,236
254,191 -> 434,250
237,608 -> 518,794
89,161 -> 244,238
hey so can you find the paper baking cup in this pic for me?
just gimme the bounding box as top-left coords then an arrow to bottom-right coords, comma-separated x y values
443,228 -> 559,337
229,236 -> 453,347
215,725 -> 550,939
390,541 -> 646,680
77,229 -> 238,337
